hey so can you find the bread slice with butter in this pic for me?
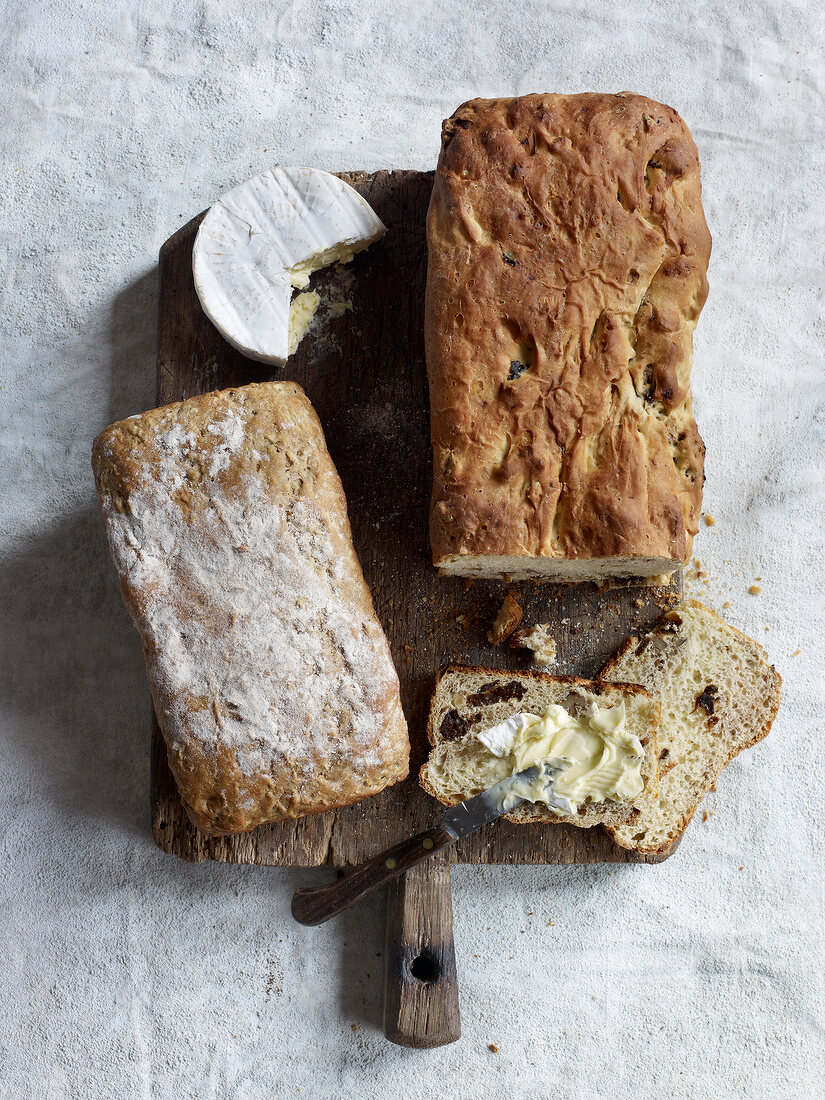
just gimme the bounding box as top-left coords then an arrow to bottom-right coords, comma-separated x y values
600,600 -> 781,854
419,667 -> 660,827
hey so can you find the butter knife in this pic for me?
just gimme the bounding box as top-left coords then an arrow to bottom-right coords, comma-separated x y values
291,766 -> 544,926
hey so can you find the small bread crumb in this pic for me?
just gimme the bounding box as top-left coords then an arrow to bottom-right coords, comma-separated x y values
790,649 -> 802,657
488,591 -> 522,644
703,810 -> 709,822
703,514 -> 716,526
351,1024 -> 358,1032
722,601 -> 731,608
511,623 -> 557,666
488,1043 -> 499,1053
749,585 -> 762,595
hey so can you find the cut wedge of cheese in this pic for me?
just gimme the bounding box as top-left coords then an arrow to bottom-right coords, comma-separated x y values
192,167 -> 386,365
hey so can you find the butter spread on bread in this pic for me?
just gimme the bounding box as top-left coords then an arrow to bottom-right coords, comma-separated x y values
425,93 -> 711,582
193,167 -> 385,365
420,667 -> 659,828
468,701 -> 645,814
92,382 -> 409,835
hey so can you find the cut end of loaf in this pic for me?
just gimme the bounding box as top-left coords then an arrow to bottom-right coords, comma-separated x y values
436,553 -> 681,584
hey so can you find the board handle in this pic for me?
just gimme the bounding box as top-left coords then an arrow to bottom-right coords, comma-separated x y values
291,825 -> 457,926
383,861 -> 461,1047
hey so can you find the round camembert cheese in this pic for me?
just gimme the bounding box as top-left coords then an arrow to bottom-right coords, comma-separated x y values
192,167 -> 386,365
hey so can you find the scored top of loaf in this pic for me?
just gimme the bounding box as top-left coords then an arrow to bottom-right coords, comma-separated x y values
92,381 -> 409,834
426,92 -> 712,578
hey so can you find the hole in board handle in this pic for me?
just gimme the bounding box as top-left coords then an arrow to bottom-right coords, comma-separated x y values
410,953 -> 440,984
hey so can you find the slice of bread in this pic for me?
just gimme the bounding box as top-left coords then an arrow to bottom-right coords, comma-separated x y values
600,600 -> 781,854
419,667 -> 660,827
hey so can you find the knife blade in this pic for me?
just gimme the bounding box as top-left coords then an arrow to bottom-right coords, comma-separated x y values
291,766 -> 549,925
439,765 -> 544,838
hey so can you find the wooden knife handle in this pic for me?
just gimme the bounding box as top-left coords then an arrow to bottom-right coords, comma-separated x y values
290,825 -> 457,926
383,861 -> 461,1047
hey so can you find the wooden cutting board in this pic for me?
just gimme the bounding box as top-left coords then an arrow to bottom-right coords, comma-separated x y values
153,169 -> 680,1046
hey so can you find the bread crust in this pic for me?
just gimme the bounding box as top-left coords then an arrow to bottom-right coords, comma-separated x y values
92,382 -> 409,835
420,664 -> 659,826
426,93 -> 711,577
600,599 -> 782,852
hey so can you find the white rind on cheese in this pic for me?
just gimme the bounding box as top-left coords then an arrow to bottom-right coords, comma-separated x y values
192,167 -> 386,365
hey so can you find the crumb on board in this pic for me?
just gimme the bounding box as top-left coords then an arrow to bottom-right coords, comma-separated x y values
790,649 -> 802,657
351,1024 -> 358,1032
488,1043 -> 499,1053
722,601 -> 731,608
511,623 -> 557,666
488,590 -> 523,644
749,585 -> 762,595
703,514 -> 716,526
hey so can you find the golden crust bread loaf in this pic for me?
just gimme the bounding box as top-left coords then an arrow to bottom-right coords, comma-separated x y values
426,92 -> 712,582
92,382 -> 409,835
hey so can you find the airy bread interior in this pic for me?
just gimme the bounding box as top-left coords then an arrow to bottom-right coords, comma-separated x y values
420,667 -> 660,827
600,600 -> 781,853
437,554 -> 680,583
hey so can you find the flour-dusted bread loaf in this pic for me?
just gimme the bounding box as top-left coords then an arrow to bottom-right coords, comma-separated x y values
419,667 -> 659,827
426,93 -> 712,582
92,382 -> 409,835
600,601 -> 781,853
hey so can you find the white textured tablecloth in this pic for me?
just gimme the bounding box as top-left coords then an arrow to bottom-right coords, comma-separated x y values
1,2 -> 823,1096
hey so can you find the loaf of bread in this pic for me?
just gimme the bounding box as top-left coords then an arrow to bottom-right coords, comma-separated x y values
92,382 -> 409,834
426,93 -> 712,582
419,667 -> 659,827
600,601 -> 781,853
